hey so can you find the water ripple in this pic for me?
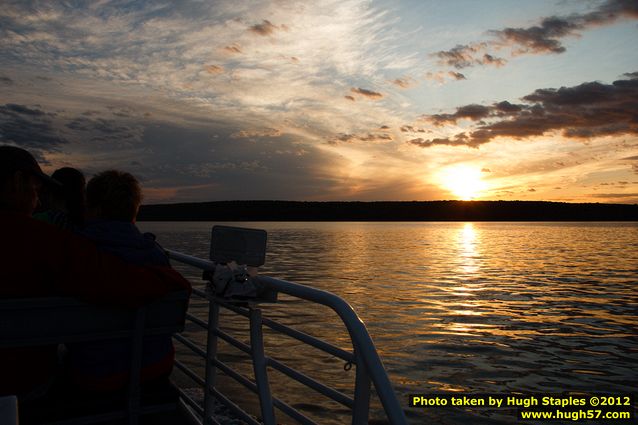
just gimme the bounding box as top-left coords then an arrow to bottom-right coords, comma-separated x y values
140,221 -> 638,425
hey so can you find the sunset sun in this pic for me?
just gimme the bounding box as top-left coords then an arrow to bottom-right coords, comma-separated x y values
440,166 -> 487,200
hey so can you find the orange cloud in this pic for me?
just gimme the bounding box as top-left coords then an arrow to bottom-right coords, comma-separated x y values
205,64 -> 224,74
392,77 -> 414,88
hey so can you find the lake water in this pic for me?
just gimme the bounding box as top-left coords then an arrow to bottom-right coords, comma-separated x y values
138,221 -> 638,424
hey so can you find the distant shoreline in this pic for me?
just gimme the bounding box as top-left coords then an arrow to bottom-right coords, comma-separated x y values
138,200 -> 638,222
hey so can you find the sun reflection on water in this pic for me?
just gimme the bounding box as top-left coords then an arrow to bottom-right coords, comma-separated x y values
459,222 -> 479,275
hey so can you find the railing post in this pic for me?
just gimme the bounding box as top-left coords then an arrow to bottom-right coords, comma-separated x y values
352,349 -> 371,425
249,308 -> 276,425
204,300 -> 220,424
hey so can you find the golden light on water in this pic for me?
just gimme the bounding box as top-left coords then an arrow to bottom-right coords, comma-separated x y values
439,165 -> 487,200
459,222 -> 479,275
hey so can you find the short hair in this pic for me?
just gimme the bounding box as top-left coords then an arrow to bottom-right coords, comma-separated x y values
86,170 -> 142,222
50,167 -> 86,225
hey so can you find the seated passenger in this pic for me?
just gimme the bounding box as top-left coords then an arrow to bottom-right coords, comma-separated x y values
0,146 -> 190,399
68,170 -> 176,391
33,167 -> 86,229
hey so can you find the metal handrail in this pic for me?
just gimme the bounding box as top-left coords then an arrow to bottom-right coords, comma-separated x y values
166,249 -> 407,425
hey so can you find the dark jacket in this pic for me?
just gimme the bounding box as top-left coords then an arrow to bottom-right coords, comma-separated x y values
0,210 -> 190,396
69,220 -> 176,390
80,220 -> 169,266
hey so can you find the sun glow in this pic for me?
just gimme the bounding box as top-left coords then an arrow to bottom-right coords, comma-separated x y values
439,165 -> 487,200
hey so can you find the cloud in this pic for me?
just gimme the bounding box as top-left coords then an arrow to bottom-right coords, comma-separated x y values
448,71 -> 466,81
434,0 -> 638,70
223,44 -> 242,54
432,43 -> 488,69
0,2 -> 456,202
230,128 -> 282,139
426,104 -> 492,125
0,1 -> 407,136
399,125 -> 426,133
350,87 -> 383,99
491,17 -> 580,55
344,95 -> 355,101
184,160 -> 267,177
204,64 -> 224,74
392,77 -> 414,88
481,54 -> 506,67
414,73 -> 638,148
407,137 -> 468,148
249,20 -> 279,36
0,76 -> 13,84
329,132 -> 393,145
432,43 -> 508,69
0,103 -> 67,150
64,110 -> 145,147
425,71 -> 467,84
590,192 -> 638,199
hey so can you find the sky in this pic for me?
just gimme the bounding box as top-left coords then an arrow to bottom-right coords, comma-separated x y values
1,0 -> 637,204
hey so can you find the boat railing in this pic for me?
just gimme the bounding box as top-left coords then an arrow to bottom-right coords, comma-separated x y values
166,249 -> 408,425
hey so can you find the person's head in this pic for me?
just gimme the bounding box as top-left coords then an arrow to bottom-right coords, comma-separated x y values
86,170 -> 142,223
0,145 -> 58,215
49,167 -> 86,225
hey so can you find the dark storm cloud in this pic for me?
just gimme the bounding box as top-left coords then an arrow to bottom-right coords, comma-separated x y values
0,103 -> 67,149
66,116 -> 132,134
350,87 -> 383,99
131,123 -> 351,202
434,0 -> 638,69
0,76 -> 13,84
65,115 -> 142,145
414,73 -> 638,148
